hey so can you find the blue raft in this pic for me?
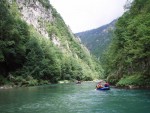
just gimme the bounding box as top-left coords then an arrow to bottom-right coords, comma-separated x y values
97,87 -> 110,90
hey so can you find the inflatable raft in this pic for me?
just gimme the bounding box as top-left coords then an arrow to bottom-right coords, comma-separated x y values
97,87 -> 110,90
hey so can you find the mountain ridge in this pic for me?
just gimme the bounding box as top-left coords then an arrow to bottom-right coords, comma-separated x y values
76,19 -> 117,58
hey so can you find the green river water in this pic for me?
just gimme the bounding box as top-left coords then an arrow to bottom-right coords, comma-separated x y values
0,82 -> 150,113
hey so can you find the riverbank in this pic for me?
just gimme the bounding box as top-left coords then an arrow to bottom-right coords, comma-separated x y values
1,79 -> 149,90
0,79 -> 98,89
0,85 -> 14,89
115,85 -> 150,89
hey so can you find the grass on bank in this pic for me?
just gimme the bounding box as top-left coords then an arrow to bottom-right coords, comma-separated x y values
116,73 -> 150,87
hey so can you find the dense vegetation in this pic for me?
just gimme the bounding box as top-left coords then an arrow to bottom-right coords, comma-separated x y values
76,20 -> 116,58
0,0 -> 102,86
103,0 -> 150,86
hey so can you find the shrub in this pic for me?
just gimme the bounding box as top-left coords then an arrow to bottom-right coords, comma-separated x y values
116,73 -> 150,86
107,74 -> 119,85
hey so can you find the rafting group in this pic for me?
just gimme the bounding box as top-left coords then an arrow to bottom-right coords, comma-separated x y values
75,80 -> 110,90
96,80 -> 110,90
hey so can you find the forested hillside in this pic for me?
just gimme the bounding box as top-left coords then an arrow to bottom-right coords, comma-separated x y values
103,0 -> 150,86
0,0 -> 103,86
76,20 -> 116,58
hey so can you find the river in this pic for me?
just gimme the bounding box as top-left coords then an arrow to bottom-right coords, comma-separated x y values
0,82 -> 150,113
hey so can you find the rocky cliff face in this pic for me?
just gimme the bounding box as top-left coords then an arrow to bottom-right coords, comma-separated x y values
6,0 -> 92,58
8,0 -> 53,39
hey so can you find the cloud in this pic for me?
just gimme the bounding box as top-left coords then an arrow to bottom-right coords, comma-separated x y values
50,0 -> 127,33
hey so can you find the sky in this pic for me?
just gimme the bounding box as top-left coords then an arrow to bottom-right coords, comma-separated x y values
50,0 -> 127,33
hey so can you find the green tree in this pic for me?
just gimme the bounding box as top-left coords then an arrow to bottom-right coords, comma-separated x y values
104,0 -> 150,85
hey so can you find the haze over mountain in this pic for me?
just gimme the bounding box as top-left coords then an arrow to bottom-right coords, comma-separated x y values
76,19 -> 117,58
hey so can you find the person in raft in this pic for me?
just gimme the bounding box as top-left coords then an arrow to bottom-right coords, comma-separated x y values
96,82 -> 103,88
104,82 -> 110,87
96,81 -> 110,88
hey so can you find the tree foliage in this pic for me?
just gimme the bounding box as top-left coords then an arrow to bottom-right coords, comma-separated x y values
103,0 -> 150,86
0,1 -> 29,76
0,1 -> 102,86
